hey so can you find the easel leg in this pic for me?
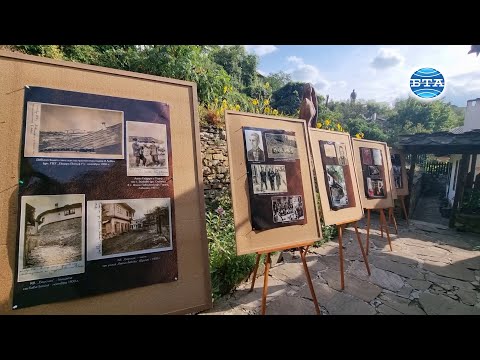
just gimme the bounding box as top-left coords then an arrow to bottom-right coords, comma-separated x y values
338,224 -> 345,290
389,207 -> 398,234
354,222 -> 371,276
400,196 -> 409,225
249,253 -> 262,292
299,246 -> 321,315
380,209 -> 384,238
261,253 -> 271,315
379,209 -> 393,251
366,209 -> 371,255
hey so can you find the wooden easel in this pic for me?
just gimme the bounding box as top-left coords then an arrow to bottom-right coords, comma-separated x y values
365,208 -> 393,255
398,195 -> 409,225
387,207 -> 398,234
249,241 -> 320,315
336,221 -> 371,290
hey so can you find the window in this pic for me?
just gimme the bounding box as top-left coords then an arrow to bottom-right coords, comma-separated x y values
64,208 -> 76,216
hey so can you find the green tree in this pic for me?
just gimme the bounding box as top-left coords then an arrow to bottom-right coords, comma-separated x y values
271,82 -> 305,116
263,71 -> 292,92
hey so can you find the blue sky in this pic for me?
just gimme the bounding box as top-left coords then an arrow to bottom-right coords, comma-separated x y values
244,45 -> 480,107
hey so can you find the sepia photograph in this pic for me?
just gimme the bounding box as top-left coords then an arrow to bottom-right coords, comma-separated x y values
335,143 -> 348,166
126,121 -> 169,177
326,165 -> 349,209
368,165 -> 381,176
394,175 -> 403,189
250,164 -> 288,194
265,133 -> 299,160
17,194 -> 85,282
372,148 -> 383,165
24,102 -> 124,159
272,195 -> 305,224
87,198 -> 172,260
322,142 -> 337,158
367,178 -> 385,198
244,129 -> 265,162
361,147 -> 373,165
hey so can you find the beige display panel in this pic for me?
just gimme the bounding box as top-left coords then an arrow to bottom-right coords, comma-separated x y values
386,147 -> 398,200
225,111 -> 321,255
351,138 -> 394,210
309,128 -> 363,226
0,51 -> 211,314
390,148 -> 409,196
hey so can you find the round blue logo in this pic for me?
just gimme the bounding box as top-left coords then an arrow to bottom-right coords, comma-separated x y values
409,68 -> 445,100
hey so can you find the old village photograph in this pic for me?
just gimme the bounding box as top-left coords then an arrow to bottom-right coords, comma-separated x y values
265,133 -> 299,160
250,164 -> 288,194
126,121 -> 169,177
326,165 -> 349,209
18,194 -> 85,282
24,102 -> 124,159
272,195 -> 304,224
87,198 -> 172,260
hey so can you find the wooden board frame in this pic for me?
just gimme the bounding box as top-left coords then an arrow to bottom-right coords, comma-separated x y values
309,128 -> 363,226
0,50 -> 211,314
390,148 -> 409,196
386,146 -> 398,200
351,138 -> 394,210
225,111 -> 322,255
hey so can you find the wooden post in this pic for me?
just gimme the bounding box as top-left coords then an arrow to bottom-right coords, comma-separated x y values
261,253 -> 272,315
249,253 -> 262,292
338,225 -> 345,290
449,154 -> 470,228
366,209 -> 371,255
299,246 -> 321,315
466,154 -> 477,189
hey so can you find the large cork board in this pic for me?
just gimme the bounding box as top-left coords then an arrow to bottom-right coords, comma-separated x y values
225,111 -> 321,255
0,51 -> 211,314
351,138 -> 394,210
309,129 -> 363,226
390,148 -> 409,196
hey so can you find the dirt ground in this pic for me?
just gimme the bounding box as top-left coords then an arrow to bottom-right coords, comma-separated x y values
102,229 -> 170,256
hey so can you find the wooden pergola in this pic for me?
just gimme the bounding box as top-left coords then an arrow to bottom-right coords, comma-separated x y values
396,129 -> 480,227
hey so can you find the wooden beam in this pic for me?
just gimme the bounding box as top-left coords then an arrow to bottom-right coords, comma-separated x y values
449,154 -> 470,228
406,153 -> 417,215
466,154 -> 477,189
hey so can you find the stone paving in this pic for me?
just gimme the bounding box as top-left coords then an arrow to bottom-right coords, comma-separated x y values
200,216 -> 480,315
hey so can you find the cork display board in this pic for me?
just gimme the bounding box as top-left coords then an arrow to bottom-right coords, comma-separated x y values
0,51 -> 211,314
225,111 -> 321,255
309,128 -> 363,226
351,138 -> 394,210
390,148 -> 409,196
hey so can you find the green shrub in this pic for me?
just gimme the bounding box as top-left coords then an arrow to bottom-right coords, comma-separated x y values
206,195 -> 256,300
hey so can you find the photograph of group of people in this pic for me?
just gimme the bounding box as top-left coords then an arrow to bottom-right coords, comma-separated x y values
272,195 -> 304,224
250,164 -> 287,194
361,147 -> 387,199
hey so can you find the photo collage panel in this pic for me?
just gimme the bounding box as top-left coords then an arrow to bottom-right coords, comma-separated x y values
243,127 -> 306,231
391,153 -> 403,189
360,147 -> 387,199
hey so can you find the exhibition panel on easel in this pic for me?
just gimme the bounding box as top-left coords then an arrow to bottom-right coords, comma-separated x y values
390,149 -> 409,196
225,111 -> 321,255
309,128 -> 363,226
351,138 -> 394,209
0,51 -> 211,314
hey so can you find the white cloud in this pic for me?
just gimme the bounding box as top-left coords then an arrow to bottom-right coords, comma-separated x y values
370,48 -> 405,69
244,45 -> 278,57
257,69 -> 267,76
285,56 -> 330,92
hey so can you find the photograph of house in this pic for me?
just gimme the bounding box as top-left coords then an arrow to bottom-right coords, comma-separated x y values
86,198 -> 173,260
18,194 -> 85,282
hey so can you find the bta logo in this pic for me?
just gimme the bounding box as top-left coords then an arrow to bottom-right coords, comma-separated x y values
409,68 -> 445,101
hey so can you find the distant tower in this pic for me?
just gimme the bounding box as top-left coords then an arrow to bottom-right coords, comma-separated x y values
350,89 -> 357,104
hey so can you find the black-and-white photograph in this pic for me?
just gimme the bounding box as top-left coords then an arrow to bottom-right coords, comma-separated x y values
394,175 -> 403,189
250,164 -> 288,194
126,121 -> 169,177
244,129 -> 265,162
24,102 -> 124,159
326,165 -> 349,208
335,143 -> 348,166
372,148 -> 383,166
368,165 -> 381,176
87,198 -> 172,260
272,195 -> 305,223
265,133 -> 299,160
17,194 -> 85,282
